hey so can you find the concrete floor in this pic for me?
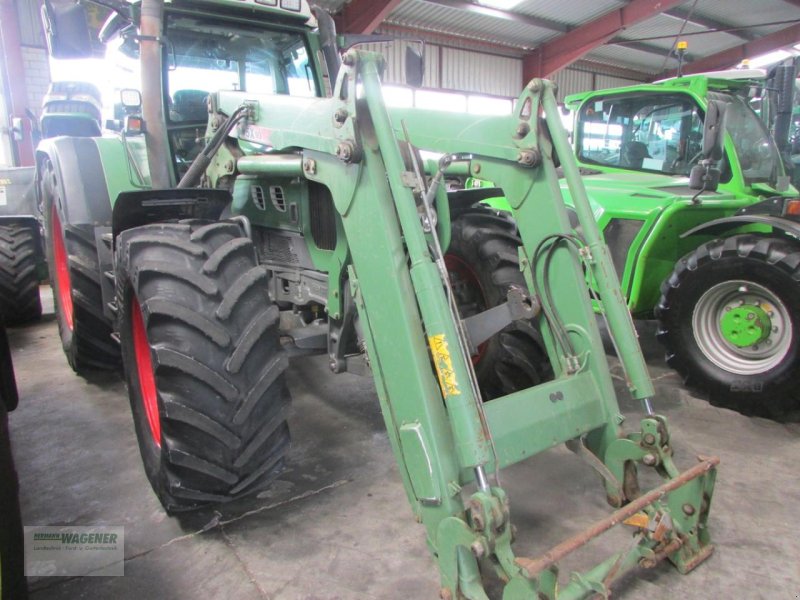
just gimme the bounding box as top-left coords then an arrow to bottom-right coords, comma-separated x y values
7,287 -> 800,599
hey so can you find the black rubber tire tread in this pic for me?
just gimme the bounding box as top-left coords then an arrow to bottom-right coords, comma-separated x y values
656,234 -> 800,405
116,221 -> 291,512
448,206 -> 552,399
0,223 -> 42,325
40,158 -> 119,373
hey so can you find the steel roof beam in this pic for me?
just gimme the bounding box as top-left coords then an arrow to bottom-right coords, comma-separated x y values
336,0 -> 404,34
421,0 -> 568,33
661,22 -> 800,76
612,38 -> 695,61
521,0 -> 686,81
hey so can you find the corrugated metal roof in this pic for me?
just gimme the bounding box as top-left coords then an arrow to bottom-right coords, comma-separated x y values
686,0 -> 800,37
618,12 -> 709,40
614,12 -> 749,66
513,0 -> 625,28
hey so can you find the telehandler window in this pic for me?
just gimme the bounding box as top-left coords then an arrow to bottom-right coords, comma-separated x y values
578,94 -> 707,177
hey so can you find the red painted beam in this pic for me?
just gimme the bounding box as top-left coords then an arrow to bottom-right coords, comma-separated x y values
664,23 -> 800,77
522,0 -> 685,81
335,0 -> 404,34
0,0 -> 34,166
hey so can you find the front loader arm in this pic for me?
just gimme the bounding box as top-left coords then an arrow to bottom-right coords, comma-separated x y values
214,49 -> 718,599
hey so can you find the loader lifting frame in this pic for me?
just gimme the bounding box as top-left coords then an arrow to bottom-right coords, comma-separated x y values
244,50 -> 718,599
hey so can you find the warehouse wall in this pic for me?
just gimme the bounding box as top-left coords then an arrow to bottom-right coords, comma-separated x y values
364,37 -> 521,98
13,0 -> 50,113
368,31 -> 646,104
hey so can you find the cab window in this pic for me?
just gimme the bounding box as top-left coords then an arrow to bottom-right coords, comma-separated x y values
578,94 -> 708,177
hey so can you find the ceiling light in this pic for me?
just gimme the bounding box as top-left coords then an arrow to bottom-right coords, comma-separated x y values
477,0 -> 524,11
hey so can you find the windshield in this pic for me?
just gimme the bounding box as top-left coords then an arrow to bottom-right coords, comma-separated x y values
165,14 -> 317,123
577,93 -> 708,177
724,94 -> 781,185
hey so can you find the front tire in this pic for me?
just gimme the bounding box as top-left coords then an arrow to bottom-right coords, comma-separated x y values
0,223 -> 42,325
116,221 -> 291,512
656,235 -> 800,408
41,158 -> 119,373
447,207 -> 552,399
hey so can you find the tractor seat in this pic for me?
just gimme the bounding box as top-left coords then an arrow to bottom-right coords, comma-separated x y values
621,141 -> 651,169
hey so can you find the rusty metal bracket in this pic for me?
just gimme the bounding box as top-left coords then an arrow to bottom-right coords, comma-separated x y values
515,456 -> 719,580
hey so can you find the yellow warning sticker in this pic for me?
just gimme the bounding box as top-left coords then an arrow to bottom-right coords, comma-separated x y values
429,334 -> 461,398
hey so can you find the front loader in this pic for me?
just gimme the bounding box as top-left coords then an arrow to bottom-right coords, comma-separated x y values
38,1 -> 719,597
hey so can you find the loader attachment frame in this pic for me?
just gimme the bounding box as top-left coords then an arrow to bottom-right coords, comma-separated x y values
214,49 -> 718,598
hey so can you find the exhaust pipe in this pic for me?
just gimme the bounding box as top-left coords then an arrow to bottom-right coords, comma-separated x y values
140,0 -> 173,188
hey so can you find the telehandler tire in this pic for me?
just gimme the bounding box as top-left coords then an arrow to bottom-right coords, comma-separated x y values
656,234 -> 800,409
40,158 -> 119,373
116,221 -> 291,512
0,223 -> 42,325
447,206 -> 552,399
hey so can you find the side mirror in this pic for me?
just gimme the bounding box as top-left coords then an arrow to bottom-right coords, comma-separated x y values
689,98 -> 728,193
40,1 -> 94,59
405,46 -> 424,88
688,164 -> 720,193
702,99 -> 727,161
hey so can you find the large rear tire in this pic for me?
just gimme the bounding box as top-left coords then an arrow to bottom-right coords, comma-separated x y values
656,234 -> 800,409
40,158 -> 119,373
116,221 -> 291,512
0,223 -> 41,325
447,207 -> 552,399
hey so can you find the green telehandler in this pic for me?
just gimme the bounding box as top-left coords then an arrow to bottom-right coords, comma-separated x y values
480,66 -> 800,411
36,1 -> 718,597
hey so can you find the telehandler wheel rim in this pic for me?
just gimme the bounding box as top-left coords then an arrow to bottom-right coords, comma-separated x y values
444,253 -> 488,364
131,296 -> 161,447
51,206 -> 74,331
692,279 -> 792,375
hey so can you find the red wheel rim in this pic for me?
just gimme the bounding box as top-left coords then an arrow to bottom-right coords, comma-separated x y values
131,296 -> 161,447
444,253 -> 489,365
51,206 -> 74,330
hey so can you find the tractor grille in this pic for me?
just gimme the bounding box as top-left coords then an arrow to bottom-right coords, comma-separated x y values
270,186 -> 286,212
309,182 -> 337,251
251,185 -> 266,210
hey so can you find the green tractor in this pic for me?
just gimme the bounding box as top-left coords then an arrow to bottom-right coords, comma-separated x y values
37,1 -> 720,597
482,68 -> 800,410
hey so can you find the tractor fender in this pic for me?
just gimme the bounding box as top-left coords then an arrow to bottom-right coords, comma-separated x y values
680,215 -> 800,241
111,188 -> 231,242
36,137 -> 114,226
